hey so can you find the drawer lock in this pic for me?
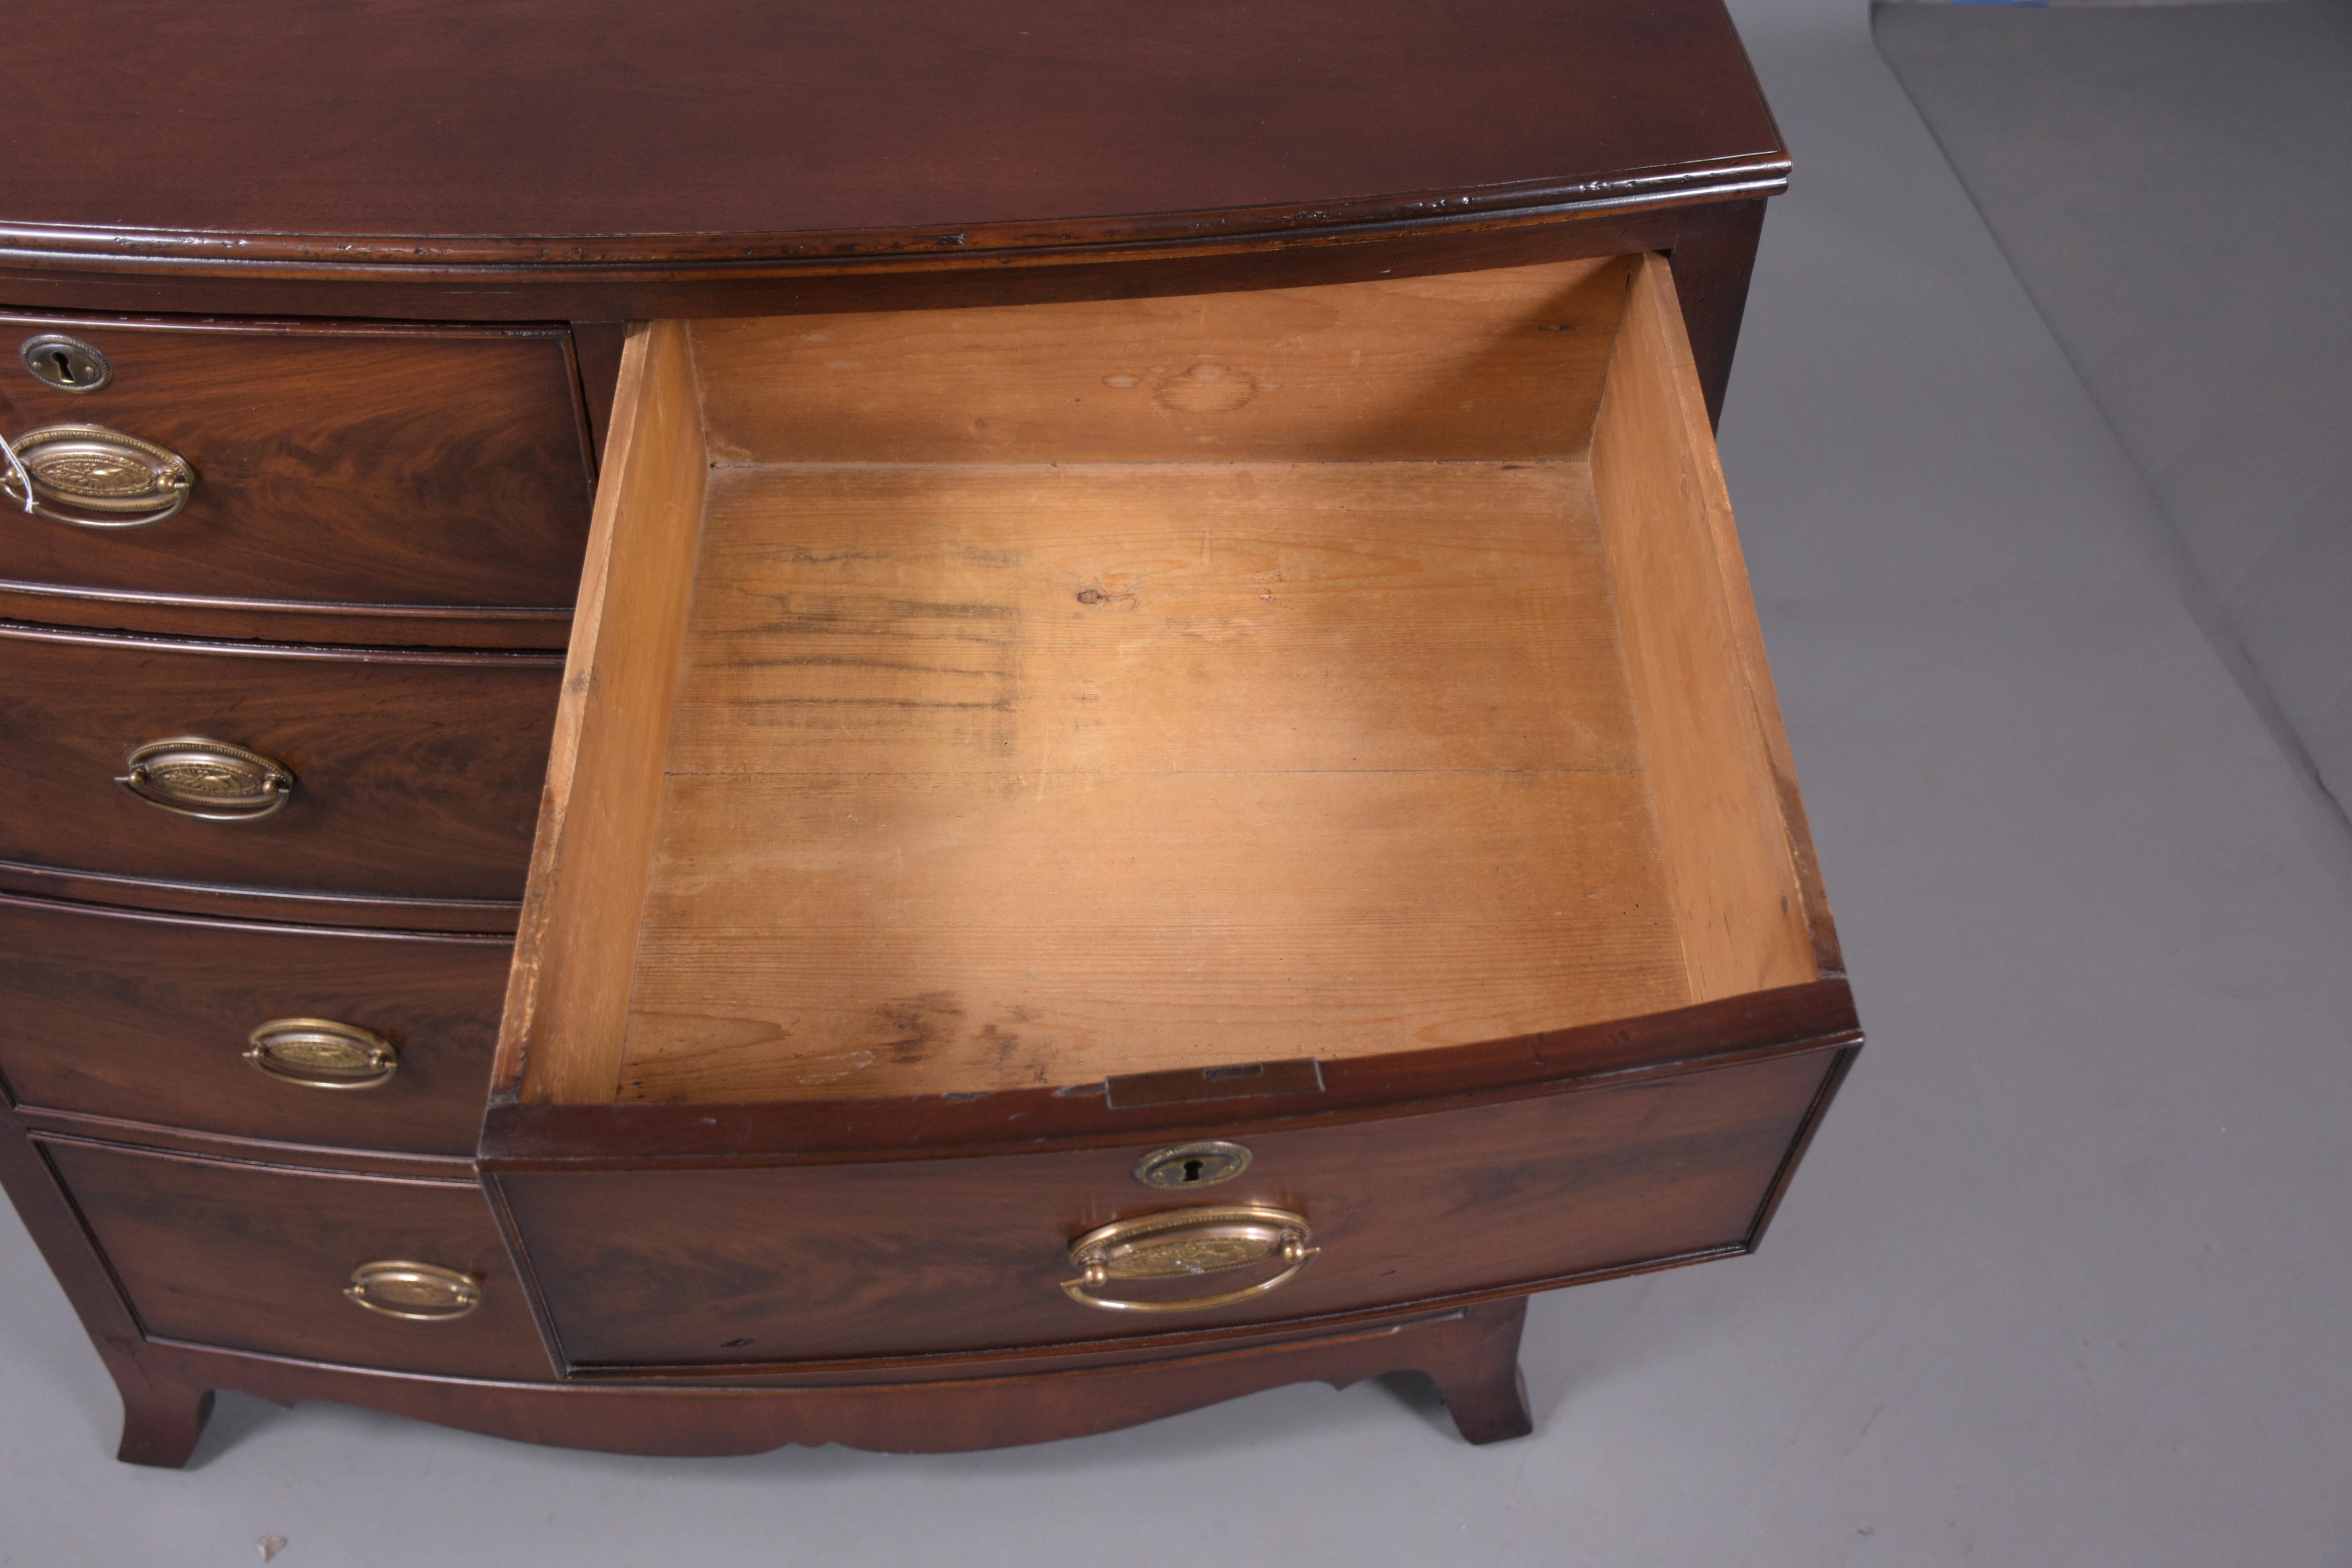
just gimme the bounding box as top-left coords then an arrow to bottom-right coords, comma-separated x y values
1133,1140 -> 1252,1189
118,737 -> 295,821
1062,1205 -> 1316,1314
19,334 -> 111,393
1,422 -> 193,528
345,1261 -> 483,1322
245,1018 -> 400,1091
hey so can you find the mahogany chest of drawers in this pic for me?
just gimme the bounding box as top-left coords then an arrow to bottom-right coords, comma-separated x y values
0,0 -> 1857,1465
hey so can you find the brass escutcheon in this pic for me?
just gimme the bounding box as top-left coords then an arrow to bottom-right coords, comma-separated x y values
118,737 -> 294,821
1132,1140 -> 1252,1189
1062,1204 -> 1316,1313
1,423 -> 192,528
246,1018 -> 400,1091
20,334 -> 111,393
345,1261 -> 482,1322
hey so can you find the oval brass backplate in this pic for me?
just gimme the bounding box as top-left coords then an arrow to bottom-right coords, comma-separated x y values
246,1018 -> 399,1091
1062,1204 -> 1317,1313
345,1261 -> 482,1322
1132,1140 -> 1252,1189
118,736 -> 295,821
20,334 -> 112,393
1,423 -> 192,527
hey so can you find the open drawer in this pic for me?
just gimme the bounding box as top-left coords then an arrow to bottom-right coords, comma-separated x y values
485,254 -> 1857,1373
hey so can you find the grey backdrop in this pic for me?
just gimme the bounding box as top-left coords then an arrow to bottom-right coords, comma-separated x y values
3,1 -> 2348,1562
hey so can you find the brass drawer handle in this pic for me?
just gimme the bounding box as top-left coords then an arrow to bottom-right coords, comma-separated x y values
117,737 -> 294,820
345,1261 -> 482,1322
1,423 -> 194,529
245,1018 -> 399,1090
1062,1204 -> 1317,1314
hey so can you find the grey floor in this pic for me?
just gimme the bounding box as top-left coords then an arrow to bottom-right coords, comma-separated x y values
1877,0 -> 2352,821
6,2 -> 2352,1563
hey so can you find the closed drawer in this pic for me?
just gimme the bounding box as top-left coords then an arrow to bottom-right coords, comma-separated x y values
42,1140 -> 551,1381
0,626 -> 559,902
0,312 -> 593,639
495,1046 -> 1841,1367
0,895 -> 506,1156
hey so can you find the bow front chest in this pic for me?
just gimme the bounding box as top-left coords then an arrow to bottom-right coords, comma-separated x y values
0,0 -> 1857,1464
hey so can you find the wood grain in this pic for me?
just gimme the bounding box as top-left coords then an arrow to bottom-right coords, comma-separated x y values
0,894 -> 509,1156
0,860 -> 520,934
690,258 -> 1630,463
66,1298 -> 1546,1464
498,323 -> 709,1105
0,0 -> 1783,272
1589,256 -> 1825,1000
0,207 -> 1721,347
42,1139 -> 554,1381
671,462 -> 1641,777
0,312 -> 593,628
500,1047 -> 1835,1365
0,626 -> 561,903
623,457 -> 1688,1101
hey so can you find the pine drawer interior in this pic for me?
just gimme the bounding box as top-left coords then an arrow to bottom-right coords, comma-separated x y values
497,254 -> 1834,1106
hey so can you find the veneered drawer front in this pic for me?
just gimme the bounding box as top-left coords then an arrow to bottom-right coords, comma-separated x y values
43,1140 -> 550,1380
500,1048 -> 1837,1368
0,313 -> 593,618
0,628 -> 559,902
0,896 -> 507,1156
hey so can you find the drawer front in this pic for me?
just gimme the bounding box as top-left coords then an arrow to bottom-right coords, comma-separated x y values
43,1140 -> 551,1380
0,628 -> 559,902
0,896 -> 507,1156
0,313 -> 593,615
499,1048 -> 1838,1368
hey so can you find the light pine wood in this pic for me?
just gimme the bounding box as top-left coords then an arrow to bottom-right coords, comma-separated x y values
621,458 -> 1687,1101
670,462 -> 1644,779
1588,255 -> 1826,1001
497,321 -> 710,1105
507,251 -> 1832,1105
687,257 -> 1631,465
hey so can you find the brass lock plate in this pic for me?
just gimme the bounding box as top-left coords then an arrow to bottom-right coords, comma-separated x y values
1133,1140 -> 1252,1189
20,334 -> 111,393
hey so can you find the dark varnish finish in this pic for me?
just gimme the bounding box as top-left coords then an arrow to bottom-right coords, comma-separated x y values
0,312 -> 592,647
37,1138 -> 555,1383
0,894 -> 510,1157
0,860 -> 521,935
0,0 -> 1828,1472
497,1047 -> 1839,1369
0,0 -> 1782,280
0,626 -> 560,902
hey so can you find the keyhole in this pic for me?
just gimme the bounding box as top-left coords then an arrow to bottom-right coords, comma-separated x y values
1181,1159 -> 1205,1183
20,335 -> 109,392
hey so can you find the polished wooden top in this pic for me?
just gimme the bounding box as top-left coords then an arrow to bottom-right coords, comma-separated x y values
3,0 -> 1782,277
